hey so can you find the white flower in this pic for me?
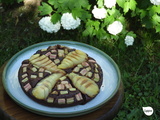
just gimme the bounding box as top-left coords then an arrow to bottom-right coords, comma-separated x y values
92,6 -> 107,19
61,13 -> 81,30
150,0 -> 160,5
125,35 -> 134,46
39,16 -> 61,33
104,0 -> 116,8
107,21 -> 123,35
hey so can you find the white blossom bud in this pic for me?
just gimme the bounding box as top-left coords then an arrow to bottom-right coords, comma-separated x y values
61,13 -> 81,30
107,21 -> 123,35
150,0 -> 160,5
39,16 -> 61,33
104,0 -> 116,8
125,35 -> 134,46
92,6 -> 107,19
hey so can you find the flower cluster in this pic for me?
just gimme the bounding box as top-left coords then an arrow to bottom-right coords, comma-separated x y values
39,16 -> 61,33
38,0 -> 138,49
107,21 -> 123,35
104,0 -> 116,8
39,13 -> 81,33
150,0 -> 160,5
61,13 -> 81,30
92,6 -> 107,19
125,35 -> 134,46
91,1 -> 124,39
92,0 -> 116,20
91,1 -> 125,38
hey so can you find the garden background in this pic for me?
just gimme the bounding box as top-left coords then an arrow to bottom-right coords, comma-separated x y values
0,0 -> 160,119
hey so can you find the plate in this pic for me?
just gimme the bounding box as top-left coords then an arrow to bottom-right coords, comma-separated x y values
2,41 -> 121,117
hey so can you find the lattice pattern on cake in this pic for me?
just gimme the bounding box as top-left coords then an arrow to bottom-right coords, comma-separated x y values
18,45 -> 103,107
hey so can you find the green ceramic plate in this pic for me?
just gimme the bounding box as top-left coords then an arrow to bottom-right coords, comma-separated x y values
2,41 -> 121,117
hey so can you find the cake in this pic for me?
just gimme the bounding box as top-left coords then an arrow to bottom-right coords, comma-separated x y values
18,45 -> 103,107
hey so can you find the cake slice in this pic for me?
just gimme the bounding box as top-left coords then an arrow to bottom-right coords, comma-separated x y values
68,73 -> 99,98
29,54 -> 65,74
32,71 -> 65,100
58,50 -> 88,69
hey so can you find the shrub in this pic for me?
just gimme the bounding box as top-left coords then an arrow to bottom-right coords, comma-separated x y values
12,0 -> 160,50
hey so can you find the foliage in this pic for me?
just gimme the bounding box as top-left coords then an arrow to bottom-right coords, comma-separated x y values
1,0 -> 23,5
37,0 -> 160,50
37,0 -> 133,50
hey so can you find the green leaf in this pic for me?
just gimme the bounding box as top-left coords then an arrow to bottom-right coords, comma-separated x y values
103,15 -> 115,26
80,10 -> 91,21
94,21 -> 100,31
117,0 -> 125,8
130,0 -> 137,11
123,2 -> 130,13
127,31 -> 137,38
58,0 -> 65,4
56,0 -> 89,11
139,9 -> 147,19
122,0 -> 137,14
108,8 -> 116,16
48,0 -> 59,9
38,2 -> 53,16
83,20 -> 100,37
51,13 -> 61,24
152,14 -> 160,32
152,14 -> 160,23
97,28 -> 108,40
63,0 -> 90,10
72,8 -> 82,19
97,0 -> 104,8
149,6 -> 160,16
83,27 -> 94,37
107,8 -> 121,19
62,0 -> 75,10
72,8 -> 91,21
75,0 -> 90,8
117,16 -> 126,24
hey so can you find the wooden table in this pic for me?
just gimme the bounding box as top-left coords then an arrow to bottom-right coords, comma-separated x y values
0,63 -> 124,120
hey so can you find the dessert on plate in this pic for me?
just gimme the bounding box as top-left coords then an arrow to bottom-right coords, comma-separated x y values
18,45 -> 103,107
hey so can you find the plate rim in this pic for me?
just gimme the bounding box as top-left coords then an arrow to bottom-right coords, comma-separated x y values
2,40 -> 121,117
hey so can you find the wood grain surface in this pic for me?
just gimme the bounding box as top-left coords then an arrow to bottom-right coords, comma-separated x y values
0,63 -> 124,120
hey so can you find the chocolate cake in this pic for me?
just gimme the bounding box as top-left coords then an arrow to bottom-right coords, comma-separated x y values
18,45 -> 103,107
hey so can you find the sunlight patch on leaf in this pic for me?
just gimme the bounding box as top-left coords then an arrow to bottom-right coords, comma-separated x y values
97,0 -> 104,8
116,0 -> 125,8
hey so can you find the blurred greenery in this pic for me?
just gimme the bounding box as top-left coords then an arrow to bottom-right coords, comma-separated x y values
1,0 -> 23,5
0,1 -> 160,120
